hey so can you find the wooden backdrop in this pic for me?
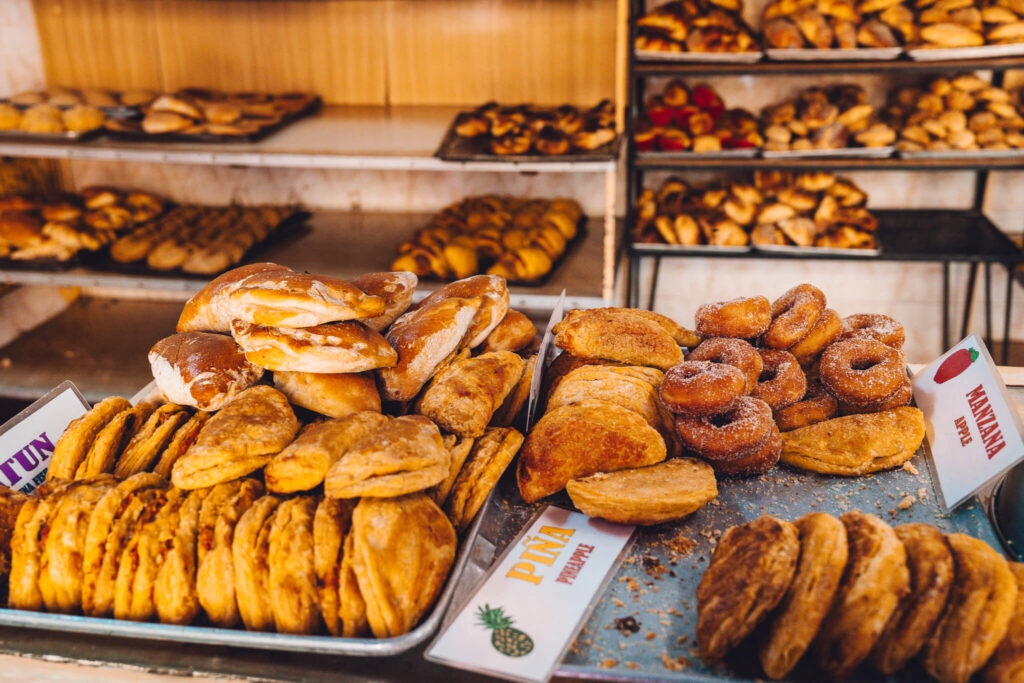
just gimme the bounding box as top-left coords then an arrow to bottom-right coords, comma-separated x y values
32,0 -> 618,106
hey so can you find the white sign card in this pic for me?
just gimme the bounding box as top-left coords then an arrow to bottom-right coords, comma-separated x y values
0,381 -> 89,494
912,335 -> 1024,511
426,506 -> 635,683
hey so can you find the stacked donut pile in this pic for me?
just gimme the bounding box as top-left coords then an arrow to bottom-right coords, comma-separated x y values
659,283 -> 910,477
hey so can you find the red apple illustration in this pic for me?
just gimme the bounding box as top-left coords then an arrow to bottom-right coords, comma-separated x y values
934,347 -> 979,384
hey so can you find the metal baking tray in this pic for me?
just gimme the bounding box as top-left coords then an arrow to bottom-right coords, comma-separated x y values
631,241 -> 753,254
434,121 -> 619,162
765,46 -> 902,60
899,147 -> 1024,160
0,128 -> 103,143
907,42 -> 1024,61
634,49 -> 764,63
753,237 -> 882,257
637,147 -> 759,160
762,145 -> 895,159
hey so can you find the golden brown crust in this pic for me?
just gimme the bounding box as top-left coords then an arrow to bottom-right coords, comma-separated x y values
149,332 -> 264,410
113,488 -> 185,621
177,263 -> 290,333
265,412 -> 389,494
982,562 -> 1024,683
549,364 -> 672,438
430,436 -> 475,507
870,523 -> 954,674
414,274 -> 510,348
272,371 -> 381,419
351,494 -> 456,638
150,411 -> 210,479
172,386 -> 299,490
697,516 -> 800,663
114,404 -> 189,478
444,428 -> 523,533
47,397 -> 131,481
758,512 -> 848,680
814,511 -> 910,679
481,310 -> 537,353
73,407 -> 140,479
490,353 -> 536,428
924,534 -> 1018,683
566,458 -> 717,526
154,488 -> 208,624
339,530 -> 368,637
231,320 -> 398,374
348,271 -> 418,332
313,497 -> 354,636
267,497 -> 320,634
780,407 -> 925,475
232,495 -> 281,632
416,351 -> 525,437
518,400 -> 667,503
553,308 -> 683,370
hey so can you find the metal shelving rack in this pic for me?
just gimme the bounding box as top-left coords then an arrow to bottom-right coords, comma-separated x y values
624,17 -> 1024,358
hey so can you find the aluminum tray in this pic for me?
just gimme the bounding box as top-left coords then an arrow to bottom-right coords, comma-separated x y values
434,122 -> 619,163
907,43 -> 1024,61
0,128 -> 102,143
631,241 -> 754,254
762,145 -> 894,159
637,148 -> 759,160
634,49 -> 763,63
753,238 -> 882,257
899,147 -> 1024,160
765,46 -> 902,60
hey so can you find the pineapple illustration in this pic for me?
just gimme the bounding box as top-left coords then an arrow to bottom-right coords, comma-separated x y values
477,604 -> 534,657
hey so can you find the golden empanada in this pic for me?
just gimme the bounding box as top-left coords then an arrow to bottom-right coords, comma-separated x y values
553,308 -> 683,370
232,495 -> 281,632
351,494 -> 456,638
313,497 -> 354,636
47,397 -> 131,481
982,562 -> 1024,683
430,437 -> 475,506
445,428 -> 522,533
490,354 -> 535,428
325,416 -> 449,499
264,412 -> 388,494
154,488 -> 209,625
339,530 -> 368,637
172,386 -> 299,490
517,400 -> 667,503
268,497 -> 320,634
8,480 -> 80,611
416,351 -> 525,437
113,404 -> 189,478
74,405 -> 150,479
151,411 -> 210,479
565,458 -> 717,526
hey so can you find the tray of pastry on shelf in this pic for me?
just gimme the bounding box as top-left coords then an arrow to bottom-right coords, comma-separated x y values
104,89 -> 321,143
760,84 -> 897,159
0,266 -> 540,656
0,101 -> 108,142
633,0 -> 764,62
435,101 -> 618,161
632,171 -> 880,254
761,0 -> 910,59
0,188 -> 166,269
906,0 -> 1024,60
2,87 -> 156,118
390,195 -> 586,285
93,204 -> 309,277
890,73 -> 1024,157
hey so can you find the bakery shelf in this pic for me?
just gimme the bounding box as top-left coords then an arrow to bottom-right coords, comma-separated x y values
0,105 -> 615,173
0,211 -> 609,321
633,154 -> 1024,171
633,54 -> 1024,76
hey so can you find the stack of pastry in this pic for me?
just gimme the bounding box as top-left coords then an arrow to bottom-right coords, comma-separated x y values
105,89 -> 318,138
390,195 -> 584,283
632,172 -> 878,249
697,512 -> 1023,683
453,101 -> 615,156
634,81 -> 763,153
5,88 -> 156,109
762,0 -> 911,48
635,0 -> 760,53
0,187 -> 163,262
910,0 -> 1024,48
887,74 -> 1024,152
761,84 -> 897,151
662,284 -> 921,480
0,102 -> 106,135
110,204 -> 296,274
517,307 -> 722,526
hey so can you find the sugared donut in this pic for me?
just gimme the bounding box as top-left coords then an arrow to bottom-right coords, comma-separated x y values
695,296 -> 771,339
661,361 -> 746,416
838,377 -> 913,415
687,338 -> 763,394
751,349 -> 807,411
774,382 -> 838,431
674,396 -> 774,459
819,338 -> 904,404
789,308 -> 842,367
764,284 -> 826,350
706,423 -> 782,477
839,313 -> 906,349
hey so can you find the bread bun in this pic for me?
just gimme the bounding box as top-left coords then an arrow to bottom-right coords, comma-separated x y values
231,320 -> 398,373
349,271 -> 418,332
415,274 -> 510,348
273,371 -> 381,418
0,212 -> 44,247
149,332 -> 264,411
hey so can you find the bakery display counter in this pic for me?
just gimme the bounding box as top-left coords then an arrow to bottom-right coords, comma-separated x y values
0,105 -> 616,173
0,212 -> 612,311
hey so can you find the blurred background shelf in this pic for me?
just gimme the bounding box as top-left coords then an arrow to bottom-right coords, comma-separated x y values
633,55 -> 1024,77
635,154 -> 1024,171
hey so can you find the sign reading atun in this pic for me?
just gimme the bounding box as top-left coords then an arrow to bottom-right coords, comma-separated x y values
427,506 -> 634,683
912,335 -> 1024,511
0,381 -> 89,494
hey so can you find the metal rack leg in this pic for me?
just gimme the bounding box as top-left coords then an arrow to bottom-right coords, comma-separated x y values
646,256 -> 661,311
628,253 -> 640,309
961,261 -> 978,339
1004,262 -> 1016,365
984,261 -> 992,350
942,261 -> 950,352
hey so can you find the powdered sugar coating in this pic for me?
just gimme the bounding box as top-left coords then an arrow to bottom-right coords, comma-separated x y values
839,314 -> 906,349
764,284 -> 826,350
751,349 -> 807,411
661,361 -> 746,417
695,296 -> 771,339
674,396 -> 774,459
820,338 -> 904,404
688,337 -> 763,394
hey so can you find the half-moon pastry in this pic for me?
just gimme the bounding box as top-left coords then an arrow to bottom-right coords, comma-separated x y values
415,274 -> 510,348
272,371 -> 381,419
313,497 -> 355,636
114,404 -> 189,478
552,308 -> 683,370
232,495 -> 281,632
47,397 -> 131,481
230,320 -> 398,373
267,497 -> 320,634
349,271 -> 418,332
154,487 -> 209,625
480,309 -> 537,353
416,351 -> 525,437
444,428 -> 523,533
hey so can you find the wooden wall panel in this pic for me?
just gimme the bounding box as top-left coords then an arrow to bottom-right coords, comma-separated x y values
31,0 -> 614,106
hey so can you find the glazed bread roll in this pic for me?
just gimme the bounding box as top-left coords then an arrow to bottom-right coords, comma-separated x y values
415,275 -> 510,348
177,263 -> 386,333
348,271 -> 418,332
149,332 -> 264,411
273,371 -> 381,418
230,320 -> 397,373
